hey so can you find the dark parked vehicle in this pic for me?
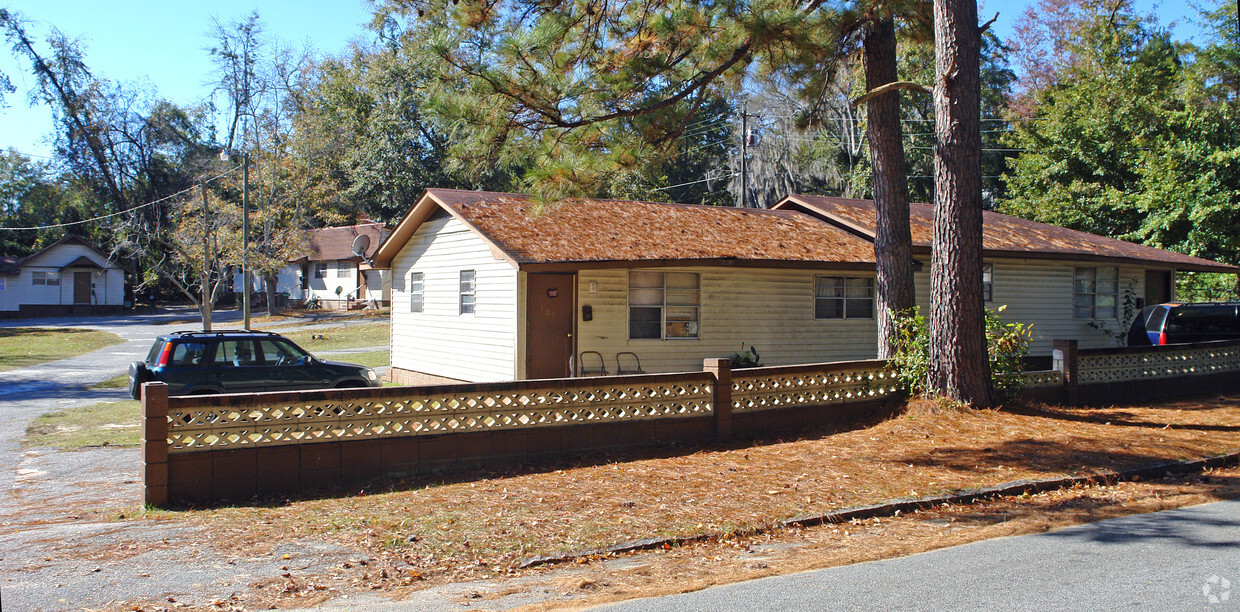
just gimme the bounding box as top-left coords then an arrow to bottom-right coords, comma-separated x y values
1126,302 -> 1240,346
129,330 -> 381,398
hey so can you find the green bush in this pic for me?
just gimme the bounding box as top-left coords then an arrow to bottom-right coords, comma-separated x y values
889,306 -> 1033,400
890,309 -> 930,395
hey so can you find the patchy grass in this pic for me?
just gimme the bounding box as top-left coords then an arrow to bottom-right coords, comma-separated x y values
284,322 -> 389,352
25,400 -> 140,448
321,350 -> 389,369
0,327 -> 125,372
166,393 -> 1240,602
252,309 -> 389,329
89,373 -> 129,389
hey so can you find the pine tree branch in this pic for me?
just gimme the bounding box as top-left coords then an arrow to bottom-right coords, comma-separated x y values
850,80 -> 932,107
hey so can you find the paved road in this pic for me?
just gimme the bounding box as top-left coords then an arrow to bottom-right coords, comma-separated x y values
594,499 -> 1240,611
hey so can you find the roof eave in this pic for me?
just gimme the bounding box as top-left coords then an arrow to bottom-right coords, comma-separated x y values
370,190 -> 521,270
518,258 -> 897,273
775,195 -> 878,242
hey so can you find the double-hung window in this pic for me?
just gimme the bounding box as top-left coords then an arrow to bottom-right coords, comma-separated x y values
1074,266 -> 1118,318
982,263 -> 994,302
409,272 -> 424,313
32,271 -> 59,286
628,271 -> 700,339
814,276 -> 874,319
337,262 -> 353,279
459,270 -> 476,314
313,263 -> 327,279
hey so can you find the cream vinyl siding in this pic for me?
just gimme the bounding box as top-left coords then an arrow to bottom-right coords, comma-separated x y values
576,268 -> 880,374
910,259 -> 1145,355
390,214 -> 518,382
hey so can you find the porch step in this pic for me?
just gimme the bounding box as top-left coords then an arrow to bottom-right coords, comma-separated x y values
72,305 -> 94,317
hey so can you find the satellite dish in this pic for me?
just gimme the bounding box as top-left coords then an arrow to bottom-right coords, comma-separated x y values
350,234 -> 371,257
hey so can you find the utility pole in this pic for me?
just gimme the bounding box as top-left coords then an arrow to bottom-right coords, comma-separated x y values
242,151 -> 250,331
740,107 -> 748,208
200,185 -> 212,332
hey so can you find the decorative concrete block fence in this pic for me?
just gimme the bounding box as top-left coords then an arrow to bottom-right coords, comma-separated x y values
142,359 -> 901,507
141,339 -> 1240,508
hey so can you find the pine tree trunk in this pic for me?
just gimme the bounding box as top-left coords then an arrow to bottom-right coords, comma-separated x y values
930,0 -> 991,405
864,17 -> 916,359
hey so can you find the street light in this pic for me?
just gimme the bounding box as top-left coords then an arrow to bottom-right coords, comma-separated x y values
219,148 -> 250,330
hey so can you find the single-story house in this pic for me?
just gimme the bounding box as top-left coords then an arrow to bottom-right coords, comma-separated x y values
371,189 -> 1238,385
0,235 -> 127,317
237,222 -> 392,309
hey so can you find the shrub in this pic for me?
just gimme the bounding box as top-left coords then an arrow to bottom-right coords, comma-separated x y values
889,306 -> 1033,400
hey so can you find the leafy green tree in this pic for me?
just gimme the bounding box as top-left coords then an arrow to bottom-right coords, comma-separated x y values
1000,1 -> 1240,273
291,45 -> 476,222
1000,5 -> 1180,236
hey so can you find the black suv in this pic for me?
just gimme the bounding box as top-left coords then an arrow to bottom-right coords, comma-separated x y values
129,330 -> 381,398
1127,302 -> 1240,346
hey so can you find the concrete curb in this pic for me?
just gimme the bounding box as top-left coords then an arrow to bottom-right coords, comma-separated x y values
518,451 -> 1240,569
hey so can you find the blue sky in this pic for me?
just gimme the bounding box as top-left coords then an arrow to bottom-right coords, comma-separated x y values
0,0 -> 375,159
0,0 -> 1206,161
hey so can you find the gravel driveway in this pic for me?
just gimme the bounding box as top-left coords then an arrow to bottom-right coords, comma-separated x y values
0,308 -> 385,610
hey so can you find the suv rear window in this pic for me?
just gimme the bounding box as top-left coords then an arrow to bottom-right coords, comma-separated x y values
146,340 -> 165,364
170,340 -> 211,366
1145,307 -> 1169,333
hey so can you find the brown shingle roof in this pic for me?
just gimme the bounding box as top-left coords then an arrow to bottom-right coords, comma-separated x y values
414,189 -> 877,268
779,195 -> 1239,273
295,222 -> 390,263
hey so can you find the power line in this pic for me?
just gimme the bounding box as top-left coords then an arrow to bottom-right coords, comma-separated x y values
0,165 -> 240,231
652,172 -> 739,192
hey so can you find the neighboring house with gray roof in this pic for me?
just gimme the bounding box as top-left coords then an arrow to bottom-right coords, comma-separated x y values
371,189 -> 1238,385
0,235 -> 127,317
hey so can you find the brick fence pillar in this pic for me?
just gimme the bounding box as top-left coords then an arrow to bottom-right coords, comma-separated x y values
142,382 -> 169,508
704,358 -> 732,441
1052,339 -> 1079,405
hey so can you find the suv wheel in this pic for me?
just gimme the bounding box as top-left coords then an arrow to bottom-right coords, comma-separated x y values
129,363 -> 151,400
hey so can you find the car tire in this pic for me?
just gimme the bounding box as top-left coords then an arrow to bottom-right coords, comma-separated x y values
129,363 -> 150,400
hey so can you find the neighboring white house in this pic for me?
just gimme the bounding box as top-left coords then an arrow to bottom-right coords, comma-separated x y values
236,222 -> 392,309
371,189 -> 1239,385
0,235 -> 127,317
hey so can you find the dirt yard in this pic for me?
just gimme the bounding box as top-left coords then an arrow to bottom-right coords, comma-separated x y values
118,393 -> 1240,611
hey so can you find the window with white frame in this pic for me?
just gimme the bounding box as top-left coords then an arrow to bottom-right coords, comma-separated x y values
32,271 -> 59,286
459,270 -> 476,314
314,263 -> 327,278
814,276 -> 874,319
409,272 -> 424,313
337,262 -> 353,278
982,263 -> 994,302
628,271 -> 700,340
1074,266 -> 1118,319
